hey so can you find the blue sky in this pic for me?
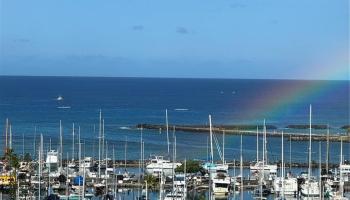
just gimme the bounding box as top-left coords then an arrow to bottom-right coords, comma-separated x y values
0,0 -> 349,80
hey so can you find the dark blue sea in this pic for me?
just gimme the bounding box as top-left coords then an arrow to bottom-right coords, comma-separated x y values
0,76 -> 349,163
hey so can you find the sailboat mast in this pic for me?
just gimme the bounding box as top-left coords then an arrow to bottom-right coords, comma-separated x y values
140,126 -> 143,174
105,141 -> 108,194
340,136 -> 344,197
98,109 -> 102,178
319,142 -> 322,199
9,124 -> 12,150
264,120 -> 267,164
206,137 -> 209,162
34,126 -> 37,160
142,141 -> 144,172
174,134 -> 177,162
102,119 -> 105,163
65,152 -> 69,197
172,130 -> 175,196
282,131 -> 284,178
223,130 -> 225,164
166,109 -> 170,156
113,145 -> 116,196
60,120 -> 63,169
281,131 -> 285,198
184,158 -> 187,199
22,133 -> 24,159
78,126 -> 81,171
138,136 -> 142,199
125,136 -> 127,171
340,136 -> 343,165
256,126 -> 259,162
326,126 -> 330,173
209,115 -> 214,163
39,134 -> 43,200
308,104 -> 312,181
262,120 -> 266,165
83,158 -> 86,198
72,123 -> 75,160
240,134 -> 243,200
5,118 -> 8,150
289,134 -> 292,170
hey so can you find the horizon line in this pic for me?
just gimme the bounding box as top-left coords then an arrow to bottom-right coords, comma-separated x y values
0,74 -> 349,81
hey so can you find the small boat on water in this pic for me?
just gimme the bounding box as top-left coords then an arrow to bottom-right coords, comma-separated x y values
56,95 -> 64,101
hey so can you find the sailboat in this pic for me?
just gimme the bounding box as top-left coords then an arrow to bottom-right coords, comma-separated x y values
165,135 -> 187,200
68,123 -> 76,169
203,115 -> 231,196
300,105 -> 320,198
325,137 -> 348,200
250,120 -> 277,181
273,131 -> 298,197
146,109 -> 181,177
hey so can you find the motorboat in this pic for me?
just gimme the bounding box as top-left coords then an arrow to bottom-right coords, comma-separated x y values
145,155 -> 181,177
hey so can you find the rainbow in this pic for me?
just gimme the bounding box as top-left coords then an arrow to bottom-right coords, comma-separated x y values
230,49 -> 349,122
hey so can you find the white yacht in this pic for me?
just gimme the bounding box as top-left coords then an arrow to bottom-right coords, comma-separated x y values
273,176 -> 298,196
81,157 -> 93,169
68,161 -> 76,168
46,150 -> 59,171
174,174 -> 186,193
165,174 -> 187,200
211,164 -> 231,195
339,164 -> 350,182
250,161 -> 277,180
145,155 -> 181,177
300,179 -> 320,197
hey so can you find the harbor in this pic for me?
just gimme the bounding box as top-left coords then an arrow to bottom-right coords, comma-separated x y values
2,0 -> 349,197
1,106 -> 350,200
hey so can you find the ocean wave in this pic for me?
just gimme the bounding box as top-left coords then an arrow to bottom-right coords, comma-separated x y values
120,126 -> 131,130
57,106 -> 71,109
174,108 -> 189,111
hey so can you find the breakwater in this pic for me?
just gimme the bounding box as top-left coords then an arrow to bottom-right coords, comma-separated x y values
137,123 -> 350,142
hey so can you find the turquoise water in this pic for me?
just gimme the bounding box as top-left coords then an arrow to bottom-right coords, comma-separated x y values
0,76 -> 349,163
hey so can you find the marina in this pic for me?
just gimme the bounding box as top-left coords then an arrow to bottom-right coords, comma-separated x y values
1,0 -> 348,197
1,105 -> 350,199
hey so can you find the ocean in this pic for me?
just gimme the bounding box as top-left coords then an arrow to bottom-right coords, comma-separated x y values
0,76 -> 349,163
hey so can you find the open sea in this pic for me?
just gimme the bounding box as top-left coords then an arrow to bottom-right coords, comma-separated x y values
0,76 -> 349,163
